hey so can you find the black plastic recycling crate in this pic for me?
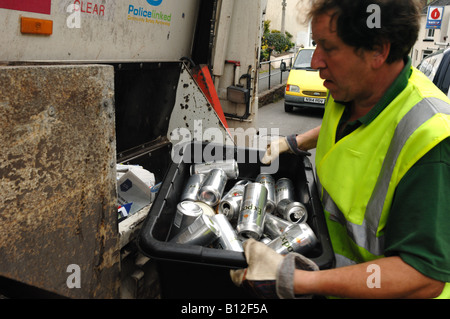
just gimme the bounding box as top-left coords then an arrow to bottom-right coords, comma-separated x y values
138,141 -> 334,299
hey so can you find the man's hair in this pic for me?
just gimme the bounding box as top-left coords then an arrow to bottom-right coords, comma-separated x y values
307,0 -> 423,63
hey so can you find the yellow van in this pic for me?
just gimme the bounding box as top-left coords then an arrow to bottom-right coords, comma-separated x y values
284,47 -> 327,112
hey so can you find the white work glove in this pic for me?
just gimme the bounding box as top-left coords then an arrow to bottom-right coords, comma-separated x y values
261,134 -> 311,164
230,238 -> 319,299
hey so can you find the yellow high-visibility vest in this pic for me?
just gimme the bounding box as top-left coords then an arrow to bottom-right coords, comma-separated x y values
316,67 -> 450,298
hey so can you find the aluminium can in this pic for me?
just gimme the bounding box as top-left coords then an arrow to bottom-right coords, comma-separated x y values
283,201 -> 308,224
236,182 -> 268,240
169,214 -> 220,247
259,235 -> 272,245
190,159 -> 239,179
275,178 -> 295,210
263,212 -> 295,239
180,173 -> 206,202
256,174 -> 276,214
170,201 -> 203,238
198,168 -> 228,206
267,223 -> 318,255
194,201 -> 216,217
213,213 -> 244,252
275,178 -> 308,223
218,180 -> 249,223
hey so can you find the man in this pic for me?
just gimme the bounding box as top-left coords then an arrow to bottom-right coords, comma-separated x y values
231,0 -> 450,298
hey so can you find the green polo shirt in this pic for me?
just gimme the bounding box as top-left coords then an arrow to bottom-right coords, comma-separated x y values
336,58 -> 450,283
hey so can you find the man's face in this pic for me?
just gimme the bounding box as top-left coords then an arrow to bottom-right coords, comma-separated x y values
311,11 -> 374,104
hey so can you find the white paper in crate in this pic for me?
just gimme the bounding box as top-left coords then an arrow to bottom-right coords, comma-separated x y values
117,164 -> 155,216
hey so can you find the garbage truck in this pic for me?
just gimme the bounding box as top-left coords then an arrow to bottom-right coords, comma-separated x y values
0,0 -> 333,299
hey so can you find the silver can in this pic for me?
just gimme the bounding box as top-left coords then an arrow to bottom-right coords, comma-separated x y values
275,178 -> 308,223
180,173 -> 206,202
170,201 -> 203,238
263,213 -> 295,239
213,214 -> 244,252
218,180 -> 249,222
236,182 -> 268,240
275,178 -> 295,210
267,223 -> 318,255
256,174 -> 276,214
283,201 -> 308,224
191,159 -> 239,179
194,201 -> 216,217
259,235 -> 272,245
198,168 -> 228,206
169,214 -> 220,246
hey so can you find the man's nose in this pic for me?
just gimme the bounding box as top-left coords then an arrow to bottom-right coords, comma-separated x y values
311,48 -> 326,70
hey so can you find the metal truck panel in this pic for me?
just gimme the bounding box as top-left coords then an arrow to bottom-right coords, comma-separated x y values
168,64 -> 235,148
0,0 -> 200,62
0,64 -> 119,298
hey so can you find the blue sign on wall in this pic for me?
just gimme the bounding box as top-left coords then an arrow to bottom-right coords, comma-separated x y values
426,6 -> 444,29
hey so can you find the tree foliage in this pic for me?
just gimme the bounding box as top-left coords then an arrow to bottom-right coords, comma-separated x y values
260,20 -> 295,61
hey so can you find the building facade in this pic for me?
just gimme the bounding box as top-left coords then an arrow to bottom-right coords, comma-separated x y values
411,0 -> 450,67
264,0 -> 312,48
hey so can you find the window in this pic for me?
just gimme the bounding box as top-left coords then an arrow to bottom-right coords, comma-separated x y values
425,28 -> 435,41
293,48 -> 314,70
422,49 -> 433,61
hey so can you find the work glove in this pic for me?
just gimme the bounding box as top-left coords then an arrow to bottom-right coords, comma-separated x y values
230,238 -> 319,299
261,134 -> 311,164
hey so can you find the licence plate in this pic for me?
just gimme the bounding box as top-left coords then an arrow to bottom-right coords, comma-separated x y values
304,97 -> 325,104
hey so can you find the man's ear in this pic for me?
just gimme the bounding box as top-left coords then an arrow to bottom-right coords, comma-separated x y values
372,42 -> 390,69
